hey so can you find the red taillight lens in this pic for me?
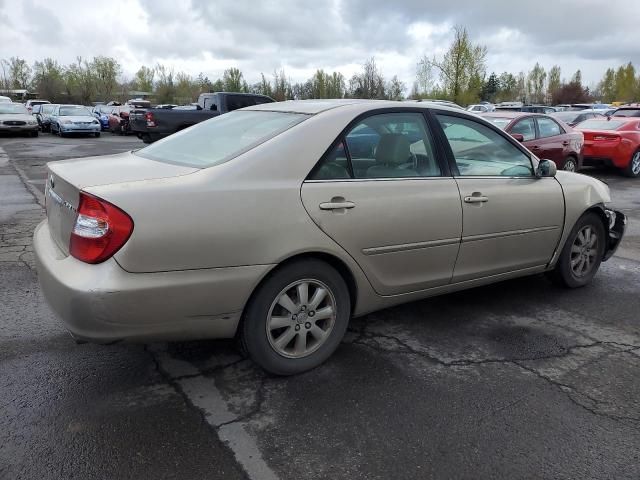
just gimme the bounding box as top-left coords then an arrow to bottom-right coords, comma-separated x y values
145,112 -> 156,127
69,192 -> 134,264
593,135 -> 619,141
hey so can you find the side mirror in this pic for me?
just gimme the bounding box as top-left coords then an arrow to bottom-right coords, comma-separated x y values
536,159 -> 557,178
511,133 -> 525,142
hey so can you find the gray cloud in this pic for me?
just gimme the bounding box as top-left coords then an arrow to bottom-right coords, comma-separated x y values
1,0 -> 638,88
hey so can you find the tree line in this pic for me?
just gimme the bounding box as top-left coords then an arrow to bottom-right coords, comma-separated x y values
1,26 -> 639,105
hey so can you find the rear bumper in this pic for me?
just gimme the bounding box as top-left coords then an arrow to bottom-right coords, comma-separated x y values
603,209 -> 627,261
34,220 -> 271,343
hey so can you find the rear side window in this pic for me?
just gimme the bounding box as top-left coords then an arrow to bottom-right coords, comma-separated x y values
436,114 -> 533,177
537,117 -> 562,138
310,112 -> 441,180
135,110 -> 308,168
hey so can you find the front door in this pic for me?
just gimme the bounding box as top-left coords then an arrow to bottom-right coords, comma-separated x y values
434,113 -> 564,283
301,111 -> 462,296
533,116 -> 566,165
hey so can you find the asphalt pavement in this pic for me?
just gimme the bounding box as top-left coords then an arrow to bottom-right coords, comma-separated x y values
1,132 -> 639,480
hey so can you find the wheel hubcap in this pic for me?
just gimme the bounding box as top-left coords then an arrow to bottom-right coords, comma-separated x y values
631,152 -> 640,175
266,279 -> 337,359
564,160 -> 576,172
570,225 -> 598,277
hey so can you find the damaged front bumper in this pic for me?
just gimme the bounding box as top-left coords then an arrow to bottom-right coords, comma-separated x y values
603,208 -> 627,261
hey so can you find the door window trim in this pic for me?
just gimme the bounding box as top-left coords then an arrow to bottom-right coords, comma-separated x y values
429,109 -> 538,178
305,107 -> 453,182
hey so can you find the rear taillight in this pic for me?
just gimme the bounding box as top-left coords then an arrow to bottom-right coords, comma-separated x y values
593,135 -> 619,141
69,192 -> 134,264
145,112 -> 156,127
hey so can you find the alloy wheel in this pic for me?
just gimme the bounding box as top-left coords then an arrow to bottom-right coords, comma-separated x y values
266,279 -> 337,359
570,225 -> 598,277
631,151 -> 640,176
564,159 -> 576,172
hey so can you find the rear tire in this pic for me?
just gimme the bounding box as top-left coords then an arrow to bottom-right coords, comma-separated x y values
622,150 -> 640,178
563,156 -> 578,172
94,132 -> 101,138
241,259 -> 351,375
547,212 -> 605,288
30,130 -> 38,137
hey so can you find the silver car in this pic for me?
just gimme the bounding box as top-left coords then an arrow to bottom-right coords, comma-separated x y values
0,102 -> 39,136
50,104 -> 101,137
34,100 -> 627,375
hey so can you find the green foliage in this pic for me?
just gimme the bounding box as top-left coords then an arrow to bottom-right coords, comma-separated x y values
348,57 -> 386,99
134,66 -> 155,93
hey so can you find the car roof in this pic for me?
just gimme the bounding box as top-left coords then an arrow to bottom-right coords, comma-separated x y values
245,99 -> 465,115
481,111 -> 544,119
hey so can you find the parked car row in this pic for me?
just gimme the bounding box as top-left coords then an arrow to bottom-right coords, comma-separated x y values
480,107 -> 640,177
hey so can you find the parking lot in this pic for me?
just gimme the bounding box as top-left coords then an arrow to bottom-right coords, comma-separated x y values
1,132 -> 640,479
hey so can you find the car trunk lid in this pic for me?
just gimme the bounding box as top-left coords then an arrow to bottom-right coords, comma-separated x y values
45,151 -> 197,255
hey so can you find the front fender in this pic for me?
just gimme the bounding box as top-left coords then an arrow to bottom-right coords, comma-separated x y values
548,171 -> 613,267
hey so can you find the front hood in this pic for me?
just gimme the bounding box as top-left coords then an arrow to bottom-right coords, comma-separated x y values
0,114 -> 33,122
61,115 -> 97,122
555,170 -> 611,203
48,151 -> 198,189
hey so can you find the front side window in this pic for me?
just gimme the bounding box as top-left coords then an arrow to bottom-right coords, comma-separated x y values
537,117 -> 562,138
136,110 -> 307,168
311,112 -> 441,179
510,118 -> 536,141
436,114 -> 533,177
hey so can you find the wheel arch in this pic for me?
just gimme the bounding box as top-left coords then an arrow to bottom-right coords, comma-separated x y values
238,251 -> 359,337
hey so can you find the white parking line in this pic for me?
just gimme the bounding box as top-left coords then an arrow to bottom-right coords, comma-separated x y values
151,347 -> 280,480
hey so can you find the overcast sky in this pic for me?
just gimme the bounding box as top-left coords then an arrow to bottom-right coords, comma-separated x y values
1,0 -> 638,90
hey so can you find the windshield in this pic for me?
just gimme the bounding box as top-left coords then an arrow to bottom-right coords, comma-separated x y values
59,106 -> 92,116
613,109 -> 640,117
41,104 -> 55,114
577,120 -> 625,130
135,110 -> 308,168
483,117 -> 512,129
0,104 -> 28,114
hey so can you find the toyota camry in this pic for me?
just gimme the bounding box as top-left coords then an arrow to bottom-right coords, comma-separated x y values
34,100 -> 626,375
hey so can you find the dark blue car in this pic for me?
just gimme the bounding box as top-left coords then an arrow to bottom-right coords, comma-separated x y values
92,105 -> 114,130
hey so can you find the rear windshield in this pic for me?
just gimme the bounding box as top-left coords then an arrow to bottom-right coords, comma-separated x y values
578,120 -> 625,130
613,109 -> 640,117
483,117 -> 511,129
0,104 -> 28,114
135,110 -> 308,168
551,111 -> 580,122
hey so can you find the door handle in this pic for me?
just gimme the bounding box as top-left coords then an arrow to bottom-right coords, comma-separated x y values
562,141 -> 569,146
464,195 -> 488,203
319,200 -> 355,210
531,145 -> 540,149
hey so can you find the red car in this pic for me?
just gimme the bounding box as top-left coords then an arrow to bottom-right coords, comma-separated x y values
481,112 -> 584,171
107,106 -> 131,134
576,117 -> 640,177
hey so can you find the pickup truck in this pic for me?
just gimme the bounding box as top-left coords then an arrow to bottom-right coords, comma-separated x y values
130,92 -> 275,143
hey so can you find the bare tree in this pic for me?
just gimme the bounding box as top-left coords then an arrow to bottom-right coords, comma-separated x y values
422,26 -> 487,104
348,57 -> 386,99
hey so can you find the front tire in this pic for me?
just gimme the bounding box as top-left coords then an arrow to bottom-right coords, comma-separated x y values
94,132 -> 101,138
547,212 -> 605,288
622,150 -> 640,178
241,259 -> 351,375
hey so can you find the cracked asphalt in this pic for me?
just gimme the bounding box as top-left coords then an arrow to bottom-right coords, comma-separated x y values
1,133 -> 639,480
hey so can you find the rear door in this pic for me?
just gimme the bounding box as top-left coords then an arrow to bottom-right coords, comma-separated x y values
301,111 -> 462,295
533,116 -> 566,164
434,112 -> 564,282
